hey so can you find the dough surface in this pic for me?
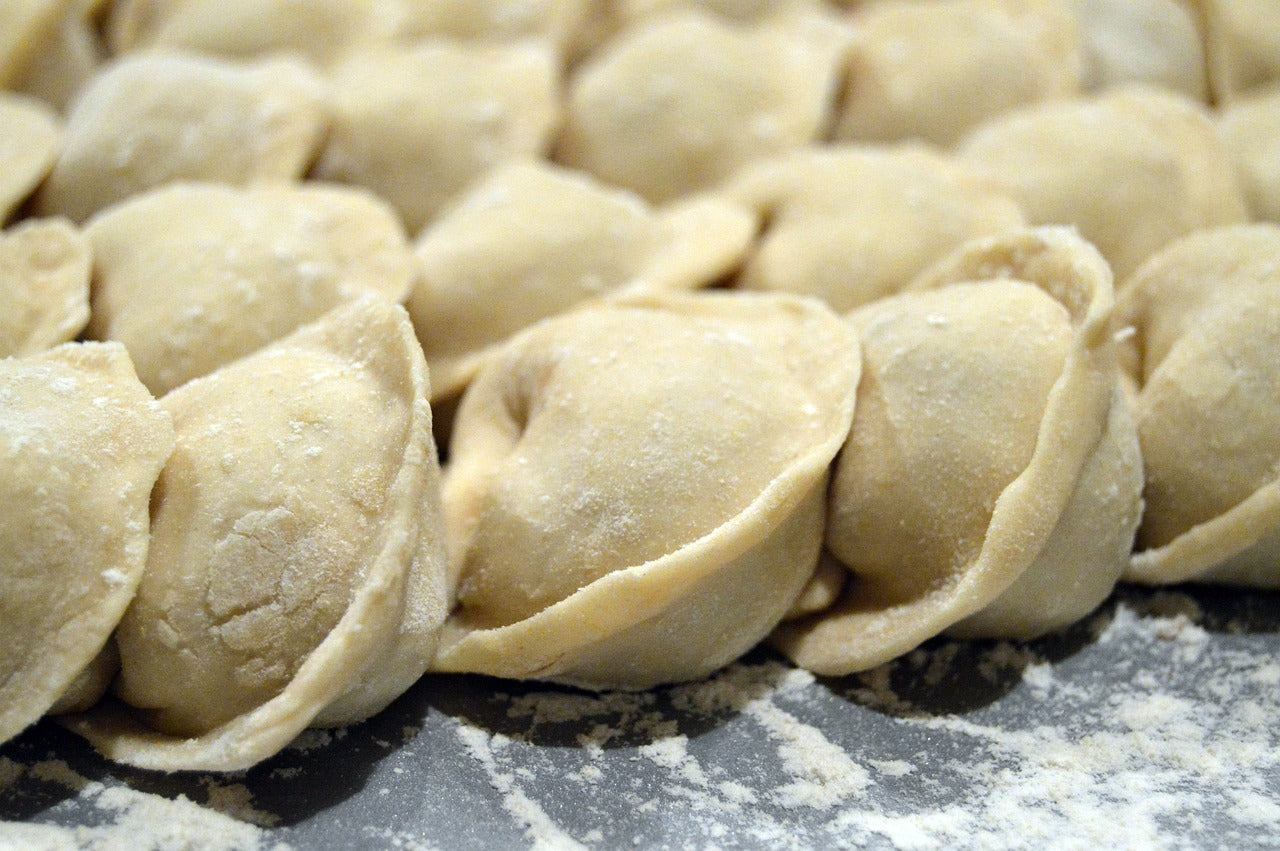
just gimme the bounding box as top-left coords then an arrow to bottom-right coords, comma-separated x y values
0,218 -> 90,358
0,94 -> 60,223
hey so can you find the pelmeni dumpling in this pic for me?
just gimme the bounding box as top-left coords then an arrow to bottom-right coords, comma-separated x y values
557,10 -> 849,203
959,85 -> 1248,280
15,0 -> 106,112
387,0 -> 594,51
774,227 -> 1142,675
0,218 -> 90,358
1218,88 -> 1280,223
0,94 -> 60,223
724,145 -> 1025,312
65,298 -> 448,772
36,52 -> 327,223
1117,225 -> 1280,588
833,0 -> 1082,146
313,40 -> 559,233
1199,0 -> 1280,103
0,0 -> 69,87
409,160 -> 756,401
433,292 -> 860,690
85,182 -> 416,395
0,342 -> 173,747
1063,0 -> 1206,98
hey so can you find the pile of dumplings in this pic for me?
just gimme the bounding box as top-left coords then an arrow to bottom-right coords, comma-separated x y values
2,0 -> 1278,774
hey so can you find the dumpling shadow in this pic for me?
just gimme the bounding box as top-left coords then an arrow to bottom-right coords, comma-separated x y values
815,598 -> 1115,718
1114,583 -> 1280,635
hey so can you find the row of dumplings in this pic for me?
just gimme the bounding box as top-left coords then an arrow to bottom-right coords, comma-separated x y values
5,0 -> 1280,232
3,219 -> 1277,774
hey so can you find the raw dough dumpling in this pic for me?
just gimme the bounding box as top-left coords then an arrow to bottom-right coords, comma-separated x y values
959,85 -> 1248,280
36,52 -> 327,223
65,298 -> 449,772
0,342 -> 173,746
557,11 -> 848,203
833,0 -> 1082,146
1199,0 -> 1280,103
86,182 -> 416,395
433,292 -> 860,690
1063,0 -> 1206,98
1218,88 -> 1280,223
388,0 -> 594,51
15,1 -> 106,112
724,144 -> 1026,311
313,41 -> 559,233
0,94 -> 60,223
1117,225 -> 1280,588
0,218 -> 90,357
774,227 -> 1142,675
0,0 -> 71,87
409,160 -> 756,400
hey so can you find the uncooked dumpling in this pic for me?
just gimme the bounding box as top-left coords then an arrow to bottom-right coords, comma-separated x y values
1117,224 -> 1280,588
433,292 -> 860,690
1218,88 -> 1280,223
409,160 -> 756,400
959,85 -> 1248,279
36,52 -> 327,223
724,144 -> 1025,311
0,342 -> 173,746
773,227 -> 1142,675
557,10 -> 848,203
313,40 -> 560,233
0,0 -> 70,87
65,298 -> 449,772
833,0 -> 1082,146
0,93 -> 60,223
1063,0 -> 1206,98
1199,0 -> 1280,103
85,182 -> 415,395
15,1 -> 105,112
0,218 -> 90,358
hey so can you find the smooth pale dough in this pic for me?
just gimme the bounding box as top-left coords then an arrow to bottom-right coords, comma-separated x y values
15,2 -> 105,112
0,342 -> 173,747
85,182 -> 415,395
313,41 -> 559,234
432,292 -> 860,690
64,298 -> 449,772
557,11 -> 849,203
387,0 -> 594,50
1063,0 -> 1206,98
1218,88 -> 1280,223
0,0 -> 70,86
1117,225 -> 1280,588
0,218 -> 90,358
959,85 -> 1248,280
725,144 -> 1026,312
833,0 -> 1082,147
773,227 -> 1142,675
1199,0 -> 1280,103
0,94 -> 60,223
409,160 -> 756,400
35,52 -> 327,223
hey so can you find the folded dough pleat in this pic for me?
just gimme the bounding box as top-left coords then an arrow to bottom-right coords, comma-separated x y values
63,297 -> 448,772
409,160 -> 755,401
773,227 -> 1141,675
433,292 -> 859,690
0,342 -> 174,746
85,182 -> 416,395
0,218 -> 90,358
0,93 -> 60,223
1118,224 -> 1280,587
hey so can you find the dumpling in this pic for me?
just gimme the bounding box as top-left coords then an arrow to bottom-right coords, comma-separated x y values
1218,88 -> 1280,223
14,0 -> 106,112
959,85 -> 1248,280
0,218 -> 90,358
1199,0 -> 1280,103
312,40 -> 560,233
0,342 -> 173,746
35,52 -> 327,223
1117,225 -> 1280,588
409,160 -> 756,401
557,10 -> 848,203
1062,0 -> 1206,98
724,144 -> 1026,312
432,292 -> 860,690
387,0 -> 594,51
0,0 -> 70,87
773,227 -> 1142,675
0,93 -> 60,223
833,0 -> 1082,146
85,182 -> 416,395
64,298 -> 449,771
